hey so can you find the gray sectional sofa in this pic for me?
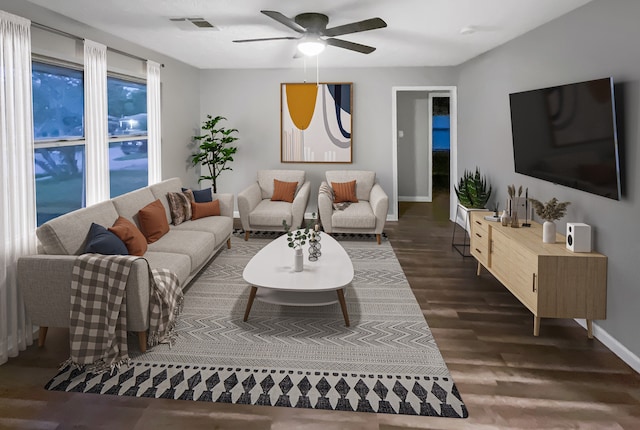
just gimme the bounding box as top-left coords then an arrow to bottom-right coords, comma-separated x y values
18,178 -> 233,352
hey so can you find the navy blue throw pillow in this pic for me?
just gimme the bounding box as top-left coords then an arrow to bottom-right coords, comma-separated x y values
84,223 -> 129,255
182,187 -> 213,203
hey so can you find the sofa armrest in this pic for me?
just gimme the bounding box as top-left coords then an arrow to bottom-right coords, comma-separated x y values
18,254 -> 151,332
369,183 -> 389,234
317,181 -> 335,233
212,193 -> 234,218
237,182 -> 262,230
292,181 -> 311,229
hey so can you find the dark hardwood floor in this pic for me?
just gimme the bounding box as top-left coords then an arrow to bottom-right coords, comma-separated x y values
1,194 -> 639,429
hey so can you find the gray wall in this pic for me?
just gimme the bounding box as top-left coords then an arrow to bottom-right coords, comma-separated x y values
0,0 -> 201,188
456,0 -> 640,357
198,67 -> 456,214
397,92 -> 431,200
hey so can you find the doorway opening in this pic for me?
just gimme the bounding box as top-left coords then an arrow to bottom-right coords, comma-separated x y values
392,86 -> 457,222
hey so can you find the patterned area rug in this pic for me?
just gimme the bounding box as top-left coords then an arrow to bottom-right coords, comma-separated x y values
45,234 -> 468,418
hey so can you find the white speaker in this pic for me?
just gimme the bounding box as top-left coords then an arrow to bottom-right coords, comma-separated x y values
566,223 -> 592,253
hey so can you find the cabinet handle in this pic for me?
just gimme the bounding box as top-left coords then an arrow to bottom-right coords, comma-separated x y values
532,273 -> 537,292
475,248 -> 482,254
475,233 -> 482,238
475,220 -> 482,225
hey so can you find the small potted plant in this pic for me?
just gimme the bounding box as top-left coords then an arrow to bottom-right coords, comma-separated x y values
454,167 -> 492,209
528,197 -> 571,243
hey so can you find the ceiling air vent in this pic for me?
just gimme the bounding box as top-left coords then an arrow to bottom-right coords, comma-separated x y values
170,17 -> 219,31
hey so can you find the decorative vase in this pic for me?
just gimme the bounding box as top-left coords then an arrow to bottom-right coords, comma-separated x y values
500,210 -> 510,226
308,232 -> 322,261
510,211 -> 520,228
294,248 -> 303,272
542,221 -> 556,243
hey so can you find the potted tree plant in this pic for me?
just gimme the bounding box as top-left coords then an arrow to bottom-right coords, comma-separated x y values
528,197 -> 571,243
191,115 -> 239,193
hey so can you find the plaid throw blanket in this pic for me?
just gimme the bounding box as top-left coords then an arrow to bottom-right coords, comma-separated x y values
64,254 -> 183,374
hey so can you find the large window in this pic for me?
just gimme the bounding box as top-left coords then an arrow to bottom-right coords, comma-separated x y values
32,62 -> 150,225
108,76 -> 148,197
32,61 -> 85,225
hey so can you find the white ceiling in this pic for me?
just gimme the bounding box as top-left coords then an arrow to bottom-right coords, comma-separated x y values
26,0 -> 593,69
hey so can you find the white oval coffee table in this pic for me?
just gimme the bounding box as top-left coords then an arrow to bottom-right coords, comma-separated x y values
242,231 -> 354,326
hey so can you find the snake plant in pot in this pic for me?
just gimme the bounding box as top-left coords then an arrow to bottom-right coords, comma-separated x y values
454,167 -> 492,209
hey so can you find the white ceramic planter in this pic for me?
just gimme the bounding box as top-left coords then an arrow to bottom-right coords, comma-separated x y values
542,221 -> 556,243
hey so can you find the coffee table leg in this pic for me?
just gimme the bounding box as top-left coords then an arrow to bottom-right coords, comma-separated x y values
243,286 -> 257,322
336,289 -> 350,327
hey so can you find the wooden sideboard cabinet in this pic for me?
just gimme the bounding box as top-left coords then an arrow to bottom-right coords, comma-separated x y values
469,211 -> 607,338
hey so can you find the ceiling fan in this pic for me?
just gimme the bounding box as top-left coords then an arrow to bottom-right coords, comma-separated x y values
233,10 -> 387,56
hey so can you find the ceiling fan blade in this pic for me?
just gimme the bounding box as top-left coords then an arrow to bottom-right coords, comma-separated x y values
326,38 -> 376,54
261,10 -> 305,33
323,17 -> 387,37
233,36 -> 299,43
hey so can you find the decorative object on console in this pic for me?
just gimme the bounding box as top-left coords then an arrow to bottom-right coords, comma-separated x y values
281,82 -> 352,163
522,188 -> 531,227
191,115 -> 239,193
454,167 -> 492,209
566,222 -> 592,253
308,225 -> 322,261
282,218 -> 312,272
528,197 -> 571,244
500,210 -> 510,226
507,184 -> 523,228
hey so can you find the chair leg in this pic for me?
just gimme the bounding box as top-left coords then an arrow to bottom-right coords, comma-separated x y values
227,238 -> 231,249
376,234 -> 382,245
244,231 -> 250,241
138,331 -> 147,353
38,326 -> 48,347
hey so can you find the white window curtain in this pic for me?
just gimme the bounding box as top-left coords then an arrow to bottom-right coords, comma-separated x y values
147,60 -> 162,184
0,11 -> 37,365
84,39 -> 109,206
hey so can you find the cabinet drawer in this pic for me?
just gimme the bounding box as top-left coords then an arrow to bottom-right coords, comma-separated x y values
470,213 -> 490,266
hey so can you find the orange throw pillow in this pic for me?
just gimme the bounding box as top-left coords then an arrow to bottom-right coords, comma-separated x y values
138,199 -> 170,243
271,179 -> 298,203
191,199 -> 221,220
332,180 -> 358,203
108,216 -> 148,256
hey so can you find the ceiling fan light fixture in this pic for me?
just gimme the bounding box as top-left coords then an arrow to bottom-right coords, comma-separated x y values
297,35 -> 326,56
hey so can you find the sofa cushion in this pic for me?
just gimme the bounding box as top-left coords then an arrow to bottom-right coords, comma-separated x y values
138,199 -> 170,243
108,216 -> 148,256
149,178 -> 182,223
147,230 -> 216,272
257,170 -> 305,200
191,199 -> 220,220
166,191 -> 192,225
183,187 -> 212,203
36,200 -> 120,255
271,179 -> 298,203
249,200 -> 293,227
331,202 -> 376,229
173,216 -> 233,249
326,171 -> 375,201
332,180 -> 359,203
143,251 -> 191,286
84,223 -> 128,255
112,187 -> 156,228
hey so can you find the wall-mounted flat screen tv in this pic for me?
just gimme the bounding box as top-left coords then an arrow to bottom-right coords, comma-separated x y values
509,77 -> 621,200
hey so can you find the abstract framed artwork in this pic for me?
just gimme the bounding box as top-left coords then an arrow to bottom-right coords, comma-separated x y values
281,82 -> 352,163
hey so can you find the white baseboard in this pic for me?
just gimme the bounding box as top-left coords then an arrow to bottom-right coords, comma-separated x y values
398,196 -> 432,202
575,319 -> 640,374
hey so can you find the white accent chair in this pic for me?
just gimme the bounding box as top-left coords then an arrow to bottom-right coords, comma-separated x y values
238,170 -> 311,240
318,170 -> 389,244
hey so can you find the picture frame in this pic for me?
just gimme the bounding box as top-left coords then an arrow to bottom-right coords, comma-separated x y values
281,82 -> 352,163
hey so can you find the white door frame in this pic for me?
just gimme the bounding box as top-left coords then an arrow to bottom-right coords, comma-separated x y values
391,86 -> 458,222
